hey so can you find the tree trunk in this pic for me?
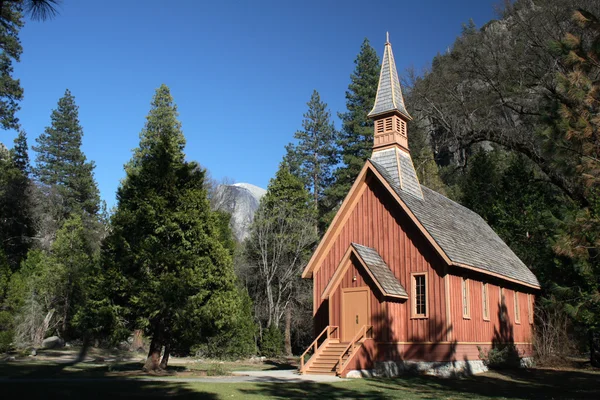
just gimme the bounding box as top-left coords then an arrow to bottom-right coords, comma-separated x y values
61,278 -> 71,338
143,335 -> 162,372
590,330 -> 600,368
159,343 -> 170,370
266,282 -> 274,328
284,307 -> 292,356
73,335 -> 91,364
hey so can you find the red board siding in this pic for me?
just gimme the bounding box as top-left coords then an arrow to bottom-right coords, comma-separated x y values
312,175 -> 536,363
314,177 -> 448,343
447,275 -> 535,344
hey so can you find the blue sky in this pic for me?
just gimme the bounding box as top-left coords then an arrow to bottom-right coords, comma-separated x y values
0,0 -> 502,208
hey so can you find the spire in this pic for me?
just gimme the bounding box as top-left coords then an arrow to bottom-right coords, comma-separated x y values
368,34 -> 411,120
368,34 -> 423,199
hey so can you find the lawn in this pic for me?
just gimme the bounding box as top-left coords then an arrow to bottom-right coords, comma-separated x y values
1,350 -> 599,399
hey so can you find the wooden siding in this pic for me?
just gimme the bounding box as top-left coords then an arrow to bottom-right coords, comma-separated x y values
447,275 -> 534,344
313,175 -> 536,363
315,177 -> 448,344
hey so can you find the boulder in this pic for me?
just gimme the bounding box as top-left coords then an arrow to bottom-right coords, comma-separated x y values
117,341 -> 130,351
42,336 -> 64,349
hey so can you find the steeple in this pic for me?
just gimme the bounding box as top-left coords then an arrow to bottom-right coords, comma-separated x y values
369,33 -> 412,152
368,34 -> 423,200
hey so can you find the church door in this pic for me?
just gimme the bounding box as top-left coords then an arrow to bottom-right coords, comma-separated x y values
342,287 -> 370,342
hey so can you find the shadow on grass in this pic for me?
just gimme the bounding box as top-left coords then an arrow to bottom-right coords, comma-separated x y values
367,368 -> 600,400
262,359 -> 297,371
0,361 -> 186,379
3,380 -> 216,400
240,381 -> 389,399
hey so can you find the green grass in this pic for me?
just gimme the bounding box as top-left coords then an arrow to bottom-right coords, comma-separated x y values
2,350 -> 599,399
1,361 -> 600,399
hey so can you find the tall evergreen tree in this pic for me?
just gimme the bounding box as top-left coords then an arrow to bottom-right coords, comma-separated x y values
324,39 -> 380,223
11,130 -> 29,174
104,85 -> 242,371
0,1 -> 59,130
33,89 -> 100,218
285,90 -> 337,230
0,132 -> 34,271
0,2 -> 24,131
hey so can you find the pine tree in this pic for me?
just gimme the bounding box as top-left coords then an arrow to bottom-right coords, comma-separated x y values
0,132 -> 34,271
104,85 -> 241,371
324,39 -> 380,223
0,2 -> 24,131
33,89 -> 100,218
545,9 -> 600,367
0,1 -> 59,130
11,130 -> 29,174
285,90 -> 337,231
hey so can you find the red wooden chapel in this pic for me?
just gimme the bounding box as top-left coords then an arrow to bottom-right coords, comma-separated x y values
299,35 -> 540,377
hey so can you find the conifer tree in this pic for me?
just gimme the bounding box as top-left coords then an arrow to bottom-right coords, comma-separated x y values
324,39 -> 380,223
0,132 -> 34,271
285,90 -> 337,230
0,1 -> 59,130
0,3 -> 24,131
104,85 -> 242,371
545,8 -> 600,366
33,89 -> 100,218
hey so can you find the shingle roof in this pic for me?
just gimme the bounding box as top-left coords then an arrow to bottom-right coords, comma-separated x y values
372,147 -> 423,200
368,37 -> 411,120
352,243 -> 408,298
370,159 -> 540,288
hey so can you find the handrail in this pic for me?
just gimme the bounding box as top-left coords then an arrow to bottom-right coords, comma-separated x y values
336,325 -> 373,375
300,325 -> 339,373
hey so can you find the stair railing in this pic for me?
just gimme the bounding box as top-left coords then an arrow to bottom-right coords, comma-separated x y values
336,325 -> 373,375
299,325 -> 339,373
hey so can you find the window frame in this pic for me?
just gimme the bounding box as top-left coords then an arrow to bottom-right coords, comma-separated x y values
411,272 -> 428,319
514,291 -> 521,324
462,277 -> 470,319
527,294 -> 534,325
482,282 -> 490,321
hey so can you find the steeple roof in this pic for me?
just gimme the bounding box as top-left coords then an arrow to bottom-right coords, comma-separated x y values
368,33 -> 411,120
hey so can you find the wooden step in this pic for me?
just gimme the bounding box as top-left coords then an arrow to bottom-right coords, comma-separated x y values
311,361 -> 338,367
306,366 -> 336,373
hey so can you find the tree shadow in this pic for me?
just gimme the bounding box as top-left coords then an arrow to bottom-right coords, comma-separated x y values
482,293 -> 521,369
240,381 -> 389,399
263,358 -> 297,370
366,367 -> 600,400
2,379 -> 217,399
0,360 -> 186,379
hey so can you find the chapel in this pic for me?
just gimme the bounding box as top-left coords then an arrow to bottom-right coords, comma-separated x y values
299,36 -> 540,377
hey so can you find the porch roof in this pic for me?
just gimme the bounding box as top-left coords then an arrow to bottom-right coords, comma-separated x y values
322,243 -> 408,300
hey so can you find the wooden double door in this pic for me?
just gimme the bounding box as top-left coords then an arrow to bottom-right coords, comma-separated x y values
341,287 -> 370,342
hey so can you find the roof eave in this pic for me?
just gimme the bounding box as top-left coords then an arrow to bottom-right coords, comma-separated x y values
368,108 -> 413,121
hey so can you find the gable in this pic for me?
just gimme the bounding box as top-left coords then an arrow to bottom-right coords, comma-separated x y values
322,243 -> 408,300
303,161 -> 540,290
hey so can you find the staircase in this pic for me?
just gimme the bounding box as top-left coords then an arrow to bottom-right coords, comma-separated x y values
302,341 -> 349,375
299,325 -> 373,376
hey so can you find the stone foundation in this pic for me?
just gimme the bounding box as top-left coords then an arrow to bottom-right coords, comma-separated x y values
345,357 -> 535,379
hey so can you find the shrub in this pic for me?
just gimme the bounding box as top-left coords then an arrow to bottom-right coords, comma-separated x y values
260,324 -> 283,357
478,344 -> 522,369
192,288 -> 257,360
534,300 -> 576,366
